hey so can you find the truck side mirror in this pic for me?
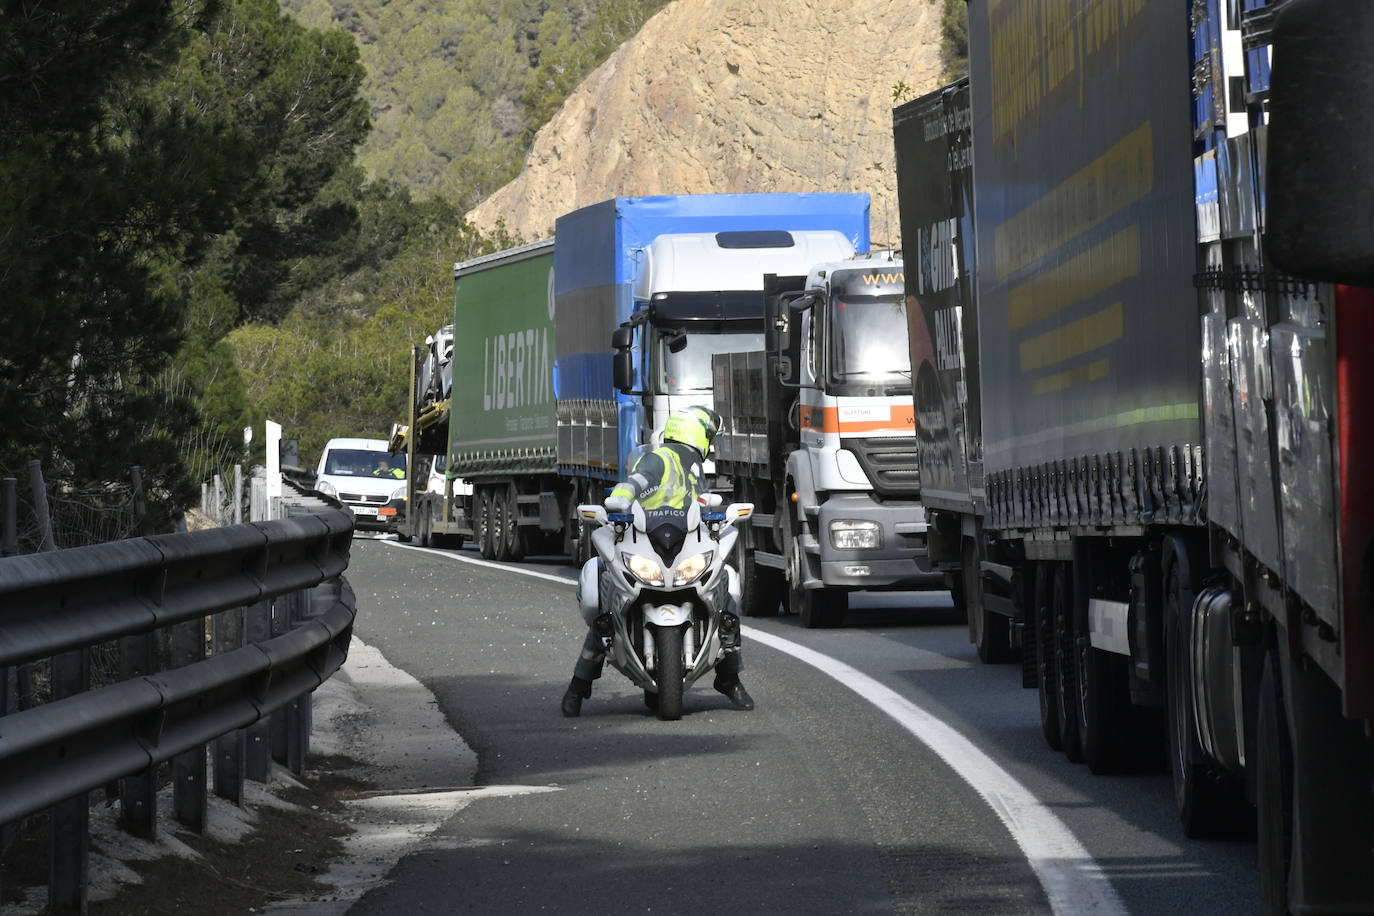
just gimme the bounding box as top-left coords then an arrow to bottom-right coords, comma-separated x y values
1265,0 -> 1374,284
775,298 -> 809,388
775,310 -> 791,350
665,329 -> 687,353
611,323 -> 635,393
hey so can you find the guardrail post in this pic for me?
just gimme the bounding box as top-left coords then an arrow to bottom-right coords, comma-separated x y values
48,790 -> 88,916
171,617 -> 207,833
213,604 -> 247,805
36,459 -> 91,915
269,592 -> 290,767
244,597 -> 273,782
281,589 -> 309,776
50,644 -> 89,913
117,632 -> 158,839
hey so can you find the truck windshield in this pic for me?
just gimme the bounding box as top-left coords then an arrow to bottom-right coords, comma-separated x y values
828,295 -> 911,386
656,330 -> 765,394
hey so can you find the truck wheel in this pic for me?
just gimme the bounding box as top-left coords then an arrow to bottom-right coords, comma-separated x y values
964,538 -> 1012,663
419,506 -> 433,548
477,488 -> 497,560
575,512 -> 592,566
788,520 -> 844,628
1073,583 -> 1128,774
1052,562 -> 1083,762
1165,565 -> 1241,836
740,535 -> 782,617
563,491 -> 581,563
1256,650 -> 1294,915
1033,562 -> 1063,750
495,486 -> 523,561
948,571 -> 969,620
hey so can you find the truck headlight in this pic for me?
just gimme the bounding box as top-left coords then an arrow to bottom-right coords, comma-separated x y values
317,480 -> 337,498
673,551 -> 713,586
623,552 -> 664,586
830,520 -> 881,550
390,485 -> 407,501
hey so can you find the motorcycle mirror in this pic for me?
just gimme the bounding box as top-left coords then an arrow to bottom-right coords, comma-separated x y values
578,504 -> 609,527
725,503 -> 754,526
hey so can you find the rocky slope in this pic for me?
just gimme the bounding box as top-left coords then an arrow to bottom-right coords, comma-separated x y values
466,0 -> 945,247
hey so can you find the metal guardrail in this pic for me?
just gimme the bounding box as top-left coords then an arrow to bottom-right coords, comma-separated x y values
0,502 -> 356,911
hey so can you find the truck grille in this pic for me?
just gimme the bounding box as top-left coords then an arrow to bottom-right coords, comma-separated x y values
847,437 -> 921,499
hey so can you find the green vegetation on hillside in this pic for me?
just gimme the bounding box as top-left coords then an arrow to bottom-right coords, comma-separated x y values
1,0 -> 671,533
1,0 -> 371,530
280,0 -> 669,208
941,0 -> 968,81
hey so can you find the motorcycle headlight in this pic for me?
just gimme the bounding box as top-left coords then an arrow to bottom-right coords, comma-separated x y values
622,552 -> 664,586
673,551 -> 713,586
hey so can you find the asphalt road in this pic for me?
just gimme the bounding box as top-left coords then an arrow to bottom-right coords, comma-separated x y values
338,538 -> 1260,915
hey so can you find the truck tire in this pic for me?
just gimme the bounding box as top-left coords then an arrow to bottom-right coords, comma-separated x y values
1052,562 -> 1083,762
1074,585 -> 1129,774
573,483 -> 600,566
477,487 -> 497,560
1165,565 -> 1242,836
495,485 -> 523,562
1256,650 -> 1294,916
1033,562 -> 1063,750
563,491 -> 582,563
787,519 -> 844,628
419,505 -> 433,548
948,571 -> 969,620
964,538 -> 1013,663
739,535 -> 783,617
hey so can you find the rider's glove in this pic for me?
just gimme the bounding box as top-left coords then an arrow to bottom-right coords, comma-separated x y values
604,494 -> 630,513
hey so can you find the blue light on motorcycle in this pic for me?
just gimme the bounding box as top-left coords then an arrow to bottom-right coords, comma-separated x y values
623,552 -> 664,586
672,551 -> 713,585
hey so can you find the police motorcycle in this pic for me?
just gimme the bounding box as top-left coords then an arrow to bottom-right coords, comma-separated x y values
577,488 -> 753,721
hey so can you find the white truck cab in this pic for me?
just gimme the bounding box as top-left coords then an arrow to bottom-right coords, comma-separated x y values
616,229 -> 859,476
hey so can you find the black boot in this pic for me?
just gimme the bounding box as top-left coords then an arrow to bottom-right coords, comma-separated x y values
714,674 -> 755,711
561,676 -> 593,717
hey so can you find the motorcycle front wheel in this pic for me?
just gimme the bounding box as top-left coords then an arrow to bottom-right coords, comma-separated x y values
651,624 -> 686,721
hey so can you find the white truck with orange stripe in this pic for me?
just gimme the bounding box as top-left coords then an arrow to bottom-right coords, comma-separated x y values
711,252 -> 945,627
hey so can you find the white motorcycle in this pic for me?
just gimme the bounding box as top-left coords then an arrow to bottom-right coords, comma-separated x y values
577,494 -> 753,720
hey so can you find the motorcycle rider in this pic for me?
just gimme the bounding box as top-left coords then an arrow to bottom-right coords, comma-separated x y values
560,405 -> 755,716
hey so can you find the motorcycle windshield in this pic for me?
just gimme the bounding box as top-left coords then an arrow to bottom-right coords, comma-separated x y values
641,505 -> 690,564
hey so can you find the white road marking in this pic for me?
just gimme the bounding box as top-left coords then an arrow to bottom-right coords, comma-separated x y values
384,541 -> 1124,915
384,540 -> 576,585
744,627 -> 1126,916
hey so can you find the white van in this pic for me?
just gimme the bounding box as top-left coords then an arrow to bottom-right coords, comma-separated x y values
314,437 -> 407,533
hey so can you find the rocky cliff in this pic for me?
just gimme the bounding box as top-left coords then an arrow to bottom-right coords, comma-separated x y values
466,0 -> 945,247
